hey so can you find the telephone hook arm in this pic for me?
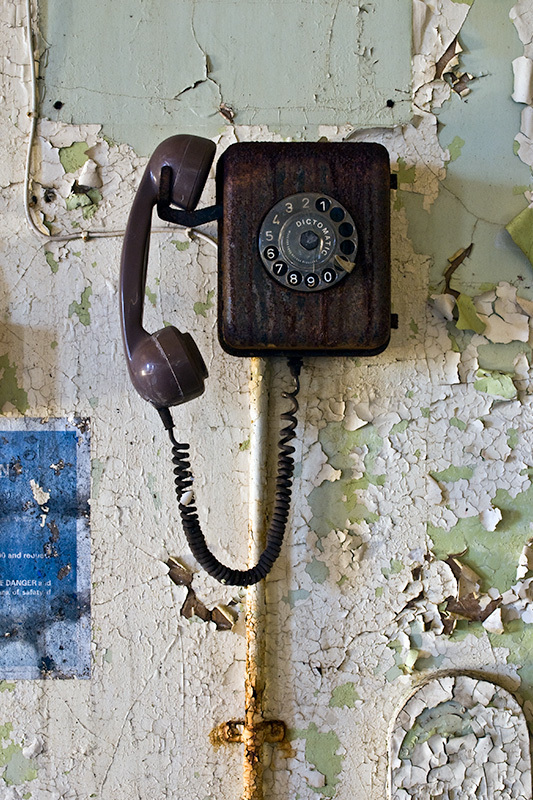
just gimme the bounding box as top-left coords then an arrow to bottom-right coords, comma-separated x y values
157,165 -> 223,228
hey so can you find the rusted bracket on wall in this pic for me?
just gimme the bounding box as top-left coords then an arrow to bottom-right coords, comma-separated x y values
211,716 -> 287,800
212,718 -> 286,746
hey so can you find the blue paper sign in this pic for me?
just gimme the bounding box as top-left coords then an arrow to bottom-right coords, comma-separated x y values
0,419 -> 90,679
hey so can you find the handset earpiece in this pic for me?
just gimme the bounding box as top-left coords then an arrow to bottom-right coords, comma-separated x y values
120,135 -> 216,409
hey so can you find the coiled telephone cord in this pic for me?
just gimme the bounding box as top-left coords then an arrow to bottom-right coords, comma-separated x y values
163,357 -> 303,586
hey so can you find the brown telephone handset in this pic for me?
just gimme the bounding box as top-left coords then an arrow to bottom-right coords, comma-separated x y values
120,135 -> 392,585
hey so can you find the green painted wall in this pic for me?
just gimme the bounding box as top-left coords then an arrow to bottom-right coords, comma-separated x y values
39,0 -> 412,154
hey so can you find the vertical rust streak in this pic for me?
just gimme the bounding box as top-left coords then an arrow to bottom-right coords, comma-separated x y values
243,590 -> 266,799
243,358 -> 268,800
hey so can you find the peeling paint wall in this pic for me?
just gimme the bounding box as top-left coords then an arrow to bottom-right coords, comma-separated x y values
1,0 -> 533,798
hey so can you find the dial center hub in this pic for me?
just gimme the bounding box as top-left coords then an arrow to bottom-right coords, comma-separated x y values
300,230 -> 320,251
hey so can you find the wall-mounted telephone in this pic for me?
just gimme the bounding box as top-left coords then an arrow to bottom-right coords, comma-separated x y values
120,135 -> 392,585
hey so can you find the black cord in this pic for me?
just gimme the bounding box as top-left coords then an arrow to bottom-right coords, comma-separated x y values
164,357 -> 303,585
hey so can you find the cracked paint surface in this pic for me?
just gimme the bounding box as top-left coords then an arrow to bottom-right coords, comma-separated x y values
390,675 -> 532,798
0,0 -> 532,797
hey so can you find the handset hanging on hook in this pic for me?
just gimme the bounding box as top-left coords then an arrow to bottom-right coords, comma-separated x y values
119,134 -> 219,412
119,134 -> 302,586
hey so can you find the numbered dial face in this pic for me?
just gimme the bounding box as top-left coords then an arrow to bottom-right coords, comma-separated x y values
258,193 -> 358,292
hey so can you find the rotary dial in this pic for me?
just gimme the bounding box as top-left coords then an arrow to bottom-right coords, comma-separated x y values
258,192 -> 358,292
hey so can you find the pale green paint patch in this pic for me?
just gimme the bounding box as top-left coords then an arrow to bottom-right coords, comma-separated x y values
0,683 -> 14,693
58,141 -> 88,173
50,341 -> 58,349
308,470 -> 379,538
171,239 -> 190,251
409,319 -> 419,335
194,289 -> 215,318
455,294 -> 486,334
103,647 -> 113,664
385,664 -> 404,682
145,286 -> 157,307
329,682 -> 360,708
68,286 -> 92,326
448,621 -> 486,644
413,653 -> 445,672
308,422 -> 385,536
146,473 -> 162,510
239,438 -> 250,451
397,157 -> 416,185
390,419 -> 409,434
318,422 -> 384,477
474,369 -> 517,399
448,333 -> 461,352
45,251 -> 58,273
0,355 -> 29,414
40,0 -> 412,153
421,407 -> 430,418
444,324 -> 475,356
2,746 -> 38,786
477,342 -> 531,373
305,558 -> 329,585
0,725 -> 37,786
0,724 -> 12,740
429,483 -> 533,593
410,619 -> 424,651
449,417 -> 466,431
65,189 -> 102,220
488,623 -> 533,705
430,465 -> 474,483
382,558 -> 404,577
282,588 -> 310,608
289,723 -> 343,798
506,205 -> 533,266
507,428 -> 519,450
446,135 -> 465,162
65,195 -> 88,212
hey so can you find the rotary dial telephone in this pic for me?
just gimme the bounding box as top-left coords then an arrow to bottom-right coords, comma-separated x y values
120,135 -> 392,585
